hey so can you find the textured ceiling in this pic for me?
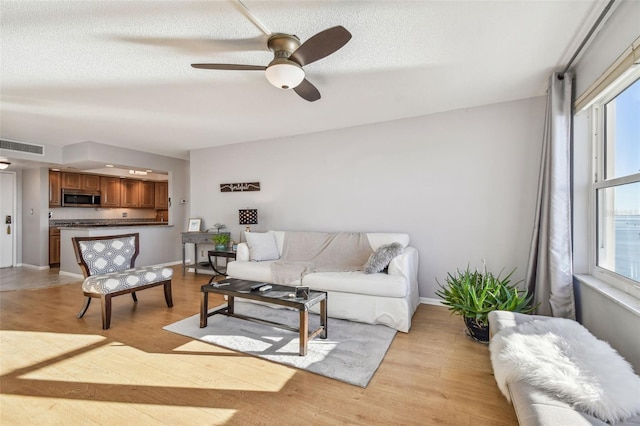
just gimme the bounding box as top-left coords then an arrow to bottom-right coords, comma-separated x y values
1,0 -> 603,160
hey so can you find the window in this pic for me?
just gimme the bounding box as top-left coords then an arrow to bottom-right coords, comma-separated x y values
592,73 -> 640,290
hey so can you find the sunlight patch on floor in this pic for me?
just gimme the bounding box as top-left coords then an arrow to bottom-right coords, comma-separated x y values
0,394 -> 237,425
0,331 -> 106,375
4,331 -> 295,391
172,339 -> 298,389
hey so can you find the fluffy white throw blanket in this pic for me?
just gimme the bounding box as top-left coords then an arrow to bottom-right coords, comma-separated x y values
271,231 -> 373,284
489,318 -> 640,423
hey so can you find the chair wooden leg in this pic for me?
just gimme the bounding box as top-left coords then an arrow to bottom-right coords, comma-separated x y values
131,292 -> 138,302
164,281 -> 173,308
101,294 -> 112,330
77,296 -> 92,319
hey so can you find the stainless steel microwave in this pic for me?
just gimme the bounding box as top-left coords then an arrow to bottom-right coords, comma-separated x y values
61,189 -> 101,207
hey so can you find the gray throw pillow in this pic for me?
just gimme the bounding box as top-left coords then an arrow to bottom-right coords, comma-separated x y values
363,242 -> 403,274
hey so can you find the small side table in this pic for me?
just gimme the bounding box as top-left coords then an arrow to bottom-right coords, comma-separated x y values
207,249 -> 237,283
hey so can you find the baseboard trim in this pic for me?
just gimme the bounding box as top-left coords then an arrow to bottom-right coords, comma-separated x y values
59,271 -> 84,279
16,263 -> 50,271
155,260 -> 183,268
420,297 -> 444,306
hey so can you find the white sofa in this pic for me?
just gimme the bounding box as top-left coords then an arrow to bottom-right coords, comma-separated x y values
226,231 -> 420,332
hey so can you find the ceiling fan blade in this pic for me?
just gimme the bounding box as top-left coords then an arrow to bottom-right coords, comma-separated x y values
114,36 -> 267,54
191,63 -> 266,71
293,79 -> 321,102
289,26 -> 352,67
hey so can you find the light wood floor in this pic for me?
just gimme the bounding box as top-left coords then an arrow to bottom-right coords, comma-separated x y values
0,266 -> 79,292
0,266 -> 517,425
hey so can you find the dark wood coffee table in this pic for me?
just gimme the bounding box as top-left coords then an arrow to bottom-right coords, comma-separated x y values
200,278 -> 327,356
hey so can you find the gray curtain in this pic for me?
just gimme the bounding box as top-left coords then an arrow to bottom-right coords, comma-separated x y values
525,72 -> 576,319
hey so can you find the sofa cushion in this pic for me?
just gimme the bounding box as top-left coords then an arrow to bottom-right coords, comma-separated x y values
364,242 -> 403,274
227,260 -> 297,284
302,271 -> 407,298
245,232 -> 280,261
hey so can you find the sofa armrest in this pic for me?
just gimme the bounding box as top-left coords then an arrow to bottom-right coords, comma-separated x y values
388,246 -> 419,295
388,246 -> 418,279
236,243 -> 250,261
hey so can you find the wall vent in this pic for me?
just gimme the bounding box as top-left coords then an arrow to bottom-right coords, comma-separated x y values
0,139 -> 45,156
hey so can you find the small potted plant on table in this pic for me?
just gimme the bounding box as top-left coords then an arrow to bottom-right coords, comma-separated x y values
435,263 -> 536,343
212,234 -> 230,251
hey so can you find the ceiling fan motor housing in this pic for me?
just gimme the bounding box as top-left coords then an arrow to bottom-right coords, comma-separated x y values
267,33 -> 301,56
266,33 -> 305,89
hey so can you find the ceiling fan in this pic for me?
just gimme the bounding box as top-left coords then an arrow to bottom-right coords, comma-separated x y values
191,1 -> 352,102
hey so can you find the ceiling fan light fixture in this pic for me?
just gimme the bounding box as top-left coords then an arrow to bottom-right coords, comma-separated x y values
265,62 -> 305,90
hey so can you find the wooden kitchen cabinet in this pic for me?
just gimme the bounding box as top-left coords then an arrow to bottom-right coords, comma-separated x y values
49,171 -> 61,207
61,172 -> 82,189
100,176 -> 121,207
154,181 -> 169,209
53,170 -> 166,209
82,174 -> 100,191
120,179 -> 140,207
49,227 -> 61,266
61,172 -> 100,191
139,181 -> 155,208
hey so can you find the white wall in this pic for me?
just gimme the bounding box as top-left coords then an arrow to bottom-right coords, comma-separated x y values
190,96 -> 546,300
20,167 -> 49,267
572,0 -> 640,371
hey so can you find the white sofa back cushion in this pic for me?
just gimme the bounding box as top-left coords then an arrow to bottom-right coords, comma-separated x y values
366,233 -> 410,251
245,232 -> 280,261
236,231 -> 409,262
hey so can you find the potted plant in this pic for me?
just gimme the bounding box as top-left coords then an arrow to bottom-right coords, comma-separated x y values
212,234 -> 230,250
435,263 -> 536,343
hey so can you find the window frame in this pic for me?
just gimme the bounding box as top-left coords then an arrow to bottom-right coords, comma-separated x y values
588,67 -> 640,297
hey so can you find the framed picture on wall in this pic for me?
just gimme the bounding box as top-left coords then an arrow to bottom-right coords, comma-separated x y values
187,218 -> 202,232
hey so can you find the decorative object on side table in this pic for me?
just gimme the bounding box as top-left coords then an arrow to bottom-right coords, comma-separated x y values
187,218 -> 202,232
239,208 -> 258,233
435,262 -> 537,343
212,233 -> 230,250
212,223 -> 227,233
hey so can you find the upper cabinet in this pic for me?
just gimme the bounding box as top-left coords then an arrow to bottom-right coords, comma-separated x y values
49,171 -> 61,207
61,172 -> 82,190
139,181 -> 155,208
100,176 -> 121,207
51,170 -> 167,209
120,179 -> 140,208
61,172 -> 100,191
82,174 -> 100,191
155,181 -> 169,209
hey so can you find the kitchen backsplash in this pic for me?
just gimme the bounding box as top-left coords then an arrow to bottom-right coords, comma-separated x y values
49,207 -> 157,220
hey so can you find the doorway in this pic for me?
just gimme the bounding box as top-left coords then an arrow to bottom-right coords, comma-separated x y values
0,172 -> 16,268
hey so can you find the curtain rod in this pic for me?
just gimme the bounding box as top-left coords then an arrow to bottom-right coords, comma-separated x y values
561,0 -> 617,75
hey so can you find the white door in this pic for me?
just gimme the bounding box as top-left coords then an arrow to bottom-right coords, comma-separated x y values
0,172 -> 16,268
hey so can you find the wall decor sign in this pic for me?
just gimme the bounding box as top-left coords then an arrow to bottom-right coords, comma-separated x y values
220,182 -> 260,192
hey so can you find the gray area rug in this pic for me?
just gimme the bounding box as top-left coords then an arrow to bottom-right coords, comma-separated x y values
163,302 -> 396,387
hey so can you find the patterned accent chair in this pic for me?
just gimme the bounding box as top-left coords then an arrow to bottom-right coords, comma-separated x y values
72,233 -> 173,329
